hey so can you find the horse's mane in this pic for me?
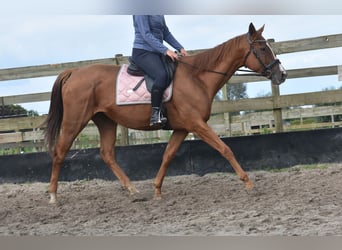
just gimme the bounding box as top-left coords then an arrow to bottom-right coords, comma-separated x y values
188,35 -> 243,75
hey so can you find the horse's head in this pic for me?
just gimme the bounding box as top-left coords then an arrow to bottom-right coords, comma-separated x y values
243,23 -> 287,85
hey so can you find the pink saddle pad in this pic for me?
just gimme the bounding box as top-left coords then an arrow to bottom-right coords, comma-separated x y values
116,64 -> 172,105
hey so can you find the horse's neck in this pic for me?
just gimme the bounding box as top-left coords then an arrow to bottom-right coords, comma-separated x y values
202,47 -> 244,100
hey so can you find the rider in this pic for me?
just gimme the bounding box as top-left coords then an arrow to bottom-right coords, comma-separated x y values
131,15 -> 188,126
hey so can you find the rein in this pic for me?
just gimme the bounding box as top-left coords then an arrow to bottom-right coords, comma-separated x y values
177,60 -> 231,77
178,33 -> 281,78
177,59 -> 259,77
235,69 -> 263,77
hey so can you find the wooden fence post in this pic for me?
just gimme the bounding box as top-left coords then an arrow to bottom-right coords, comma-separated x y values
269,38 -> 283,133
118,125 -> 129,146
221,85 -> 231,137
271,82 -> 283,132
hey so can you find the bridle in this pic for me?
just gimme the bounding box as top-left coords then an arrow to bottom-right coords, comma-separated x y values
242,33 -> 281,78
178,33 -> 282,79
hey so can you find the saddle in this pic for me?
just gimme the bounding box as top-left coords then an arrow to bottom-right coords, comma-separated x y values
124,55 -> 176,130
126,55 -> 176,92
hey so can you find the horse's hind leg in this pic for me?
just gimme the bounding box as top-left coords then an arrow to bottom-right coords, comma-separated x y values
92,113 -> 138,195
49,121 -> 88,204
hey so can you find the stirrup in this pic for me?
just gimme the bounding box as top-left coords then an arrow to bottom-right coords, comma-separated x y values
150,118 -> 162,126
150,108 -> 162,126
150,108 -> 167,126
150,116 -> 167,126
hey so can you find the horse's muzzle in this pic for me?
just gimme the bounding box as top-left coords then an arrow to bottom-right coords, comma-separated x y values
271,63 -> 287,85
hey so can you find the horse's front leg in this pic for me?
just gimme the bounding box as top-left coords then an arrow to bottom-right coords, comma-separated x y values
193,122 -> 254,190
93,114 -> 138,195
153,130 -> 188,199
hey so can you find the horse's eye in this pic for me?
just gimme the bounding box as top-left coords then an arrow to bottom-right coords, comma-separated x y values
260,47 -> 267,52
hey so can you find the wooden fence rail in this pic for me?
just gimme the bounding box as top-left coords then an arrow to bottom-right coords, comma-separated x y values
0,65 -> 340,107
1,33 -> 342,153
1,103 -> 341,149
1,33 -> 342,81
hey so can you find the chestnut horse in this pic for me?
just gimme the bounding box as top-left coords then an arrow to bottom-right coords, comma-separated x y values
45,23 -> 286,203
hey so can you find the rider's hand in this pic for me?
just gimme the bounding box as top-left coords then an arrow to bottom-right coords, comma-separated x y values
166,49 -> 179,61
180,48 -> 188,57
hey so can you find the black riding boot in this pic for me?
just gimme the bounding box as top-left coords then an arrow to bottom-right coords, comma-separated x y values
150,107 -> 161,126
150,86 -> 164,126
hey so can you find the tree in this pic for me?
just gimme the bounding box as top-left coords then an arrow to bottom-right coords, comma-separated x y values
226,83 -> 248,101
0,104 -> 39,118
223,83 -> 248,116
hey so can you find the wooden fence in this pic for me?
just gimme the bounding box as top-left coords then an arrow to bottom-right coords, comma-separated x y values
1,33 -> 342,154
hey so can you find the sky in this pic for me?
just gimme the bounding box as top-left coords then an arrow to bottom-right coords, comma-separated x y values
0,14 -> 342,114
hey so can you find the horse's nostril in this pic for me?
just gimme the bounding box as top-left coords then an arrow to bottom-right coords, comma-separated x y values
282,71 -> 287,81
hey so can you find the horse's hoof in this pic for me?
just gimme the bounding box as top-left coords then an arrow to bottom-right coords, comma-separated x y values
49,193 -> 57,204
153,195 -> 162,201
245,181 -> 254,190
127,185 -> 139,195
153,190 -> 162,200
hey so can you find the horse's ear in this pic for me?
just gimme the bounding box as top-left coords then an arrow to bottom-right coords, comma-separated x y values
249,23 -> 256,35
249,23 -> 265,39
257,25 -> 265,35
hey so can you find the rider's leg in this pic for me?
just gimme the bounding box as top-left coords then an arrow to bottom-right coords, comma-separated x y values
132,48 -> 168,126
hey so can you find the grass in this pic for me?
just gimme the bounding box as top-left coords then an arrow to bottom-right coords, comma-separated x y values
263,163 -> 330,173
202,163 -> 333,178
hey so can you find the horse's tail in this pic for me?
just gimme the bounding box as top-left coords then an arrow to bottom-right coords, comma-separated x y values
44,69 -> 74,155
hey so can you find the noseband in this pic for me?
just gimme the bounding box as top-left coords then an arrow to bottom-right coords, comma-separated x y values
243,33 -> 281,78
